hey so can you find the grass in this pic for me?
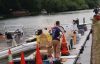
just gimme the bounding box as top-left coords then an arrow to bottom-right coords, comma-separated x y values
92,21 -> 100,64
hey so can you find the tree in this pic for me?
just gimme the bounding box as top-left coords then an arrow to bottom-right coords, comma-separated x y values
0,0 -> 100,16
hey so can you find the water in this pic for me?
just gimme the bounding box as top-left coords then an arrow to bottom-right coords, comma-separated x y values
0,9 -> 94,26
0,9 -> 94,36
0,9 -> 94,46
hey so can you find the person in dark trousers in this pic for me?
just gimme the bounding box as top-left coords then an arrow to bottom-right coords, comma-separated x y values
70,36 -> 73,50
5,32 -> 13,39
14,29 -> 22,43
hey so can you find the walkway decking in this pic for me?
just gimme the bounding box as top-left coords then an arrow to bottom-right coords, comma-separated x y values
77,34 -> 92,64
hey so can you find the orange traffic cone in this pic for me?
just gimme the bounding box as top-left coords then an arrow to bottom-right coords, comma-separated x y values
20,51 -> 26,64
61,33 -> 70,56
36,44 -> 43,64
8,49 -> 14,64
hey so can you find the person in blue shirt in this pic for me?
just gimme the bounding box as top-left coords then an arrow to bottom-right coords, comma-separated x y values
52,21 -> 65,59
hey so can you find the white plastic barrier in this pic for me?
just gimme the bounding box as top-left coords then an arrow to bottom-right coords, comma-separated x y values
0,42 -> 37,58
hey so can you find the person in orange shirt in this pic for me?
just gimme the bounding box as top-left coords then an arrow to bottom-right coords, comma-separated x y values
73,31 -> 77,45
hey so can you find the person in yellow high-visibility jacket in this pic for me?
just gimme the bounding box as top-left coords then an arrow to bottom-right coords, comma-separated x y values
36,29 -> 53,56
43,28 -> 53,56
46,32 -> 52,42
36,30 -> 48,49
42,28 -> 52,42
45,31 -> 53,56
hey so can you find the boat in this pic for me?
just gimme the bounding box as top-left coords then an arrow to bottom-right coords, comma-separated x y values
0,25 -> 37,58
41,9 -> 47,15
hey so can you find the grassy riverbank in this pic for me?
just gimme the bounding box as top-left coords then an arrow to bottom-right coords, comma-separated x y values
92,21 -> 100,64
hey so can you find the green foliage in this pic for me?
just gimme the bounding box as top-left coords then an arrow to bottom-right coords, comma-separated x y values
0,0 -> 100,15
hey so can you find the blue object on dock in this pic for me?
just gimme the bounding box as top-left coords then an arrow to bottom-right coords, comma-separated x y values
43,58 -> 62,64
43,60 -> 50,64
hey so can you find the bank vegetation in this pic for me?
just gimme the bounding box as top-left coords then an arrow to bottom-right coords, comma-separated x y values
0,0 -> 100,17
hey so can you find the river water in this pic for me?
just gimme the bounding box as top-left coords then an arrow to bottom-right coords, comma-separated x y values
0,9 -> 94,27
0,9 -> 94,37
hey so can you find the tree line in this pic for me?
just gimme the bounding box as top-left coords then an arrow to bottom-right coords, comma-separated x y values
0,0 -> 100,16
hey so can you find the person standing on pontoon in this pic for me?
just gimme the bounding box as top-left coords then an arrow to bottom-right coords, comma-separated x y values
14,29 -> 22,44
72,19 -> 78,29
36,29 -> 52,58
51,21 -> 65,59
5,32 -> 13,47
